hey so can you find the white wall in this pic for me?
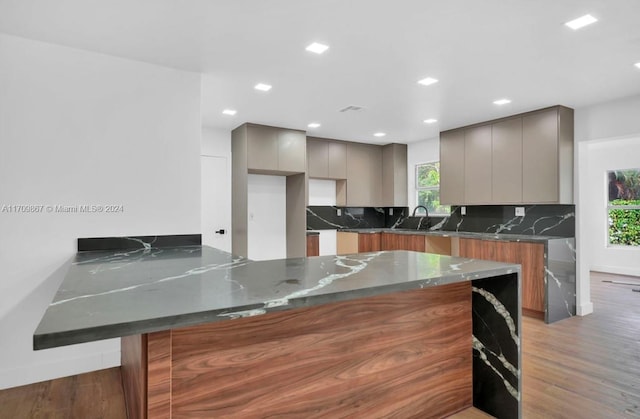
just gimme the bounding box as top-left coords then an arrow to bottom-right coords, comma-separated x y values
0,34 -> 201,389
247,175 -> 287,260
406,137 -> 440,209
573,93 -> 640,315
309,179 -> 338,256
581,137 -> 640,276
201,128 -> 232,252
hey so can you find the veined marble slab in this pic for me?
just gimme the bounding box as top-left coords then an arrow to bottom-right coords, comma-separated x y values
34,245 -> 519,350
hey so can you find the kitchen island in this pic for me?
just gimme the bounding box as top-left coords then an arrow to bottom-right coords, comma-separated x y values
34,235 -> 522,418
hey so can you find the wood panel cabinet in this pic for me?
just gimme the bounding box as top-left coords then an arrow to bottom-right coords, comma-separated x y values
346,143 -> 382,206
381,233 -> 426,252
425,236 -> 452,256
464,125 -> 493,204
358,233 -> 381,253
337,232 -> 359,255
246,124 -> 306,174
459,238 -> 544,317
306,234 -> 319,257
439,105 -> 573,205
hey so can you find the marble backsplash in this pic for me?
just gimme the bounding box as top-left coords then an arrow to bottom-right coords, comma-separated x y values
307,204 -> 575,237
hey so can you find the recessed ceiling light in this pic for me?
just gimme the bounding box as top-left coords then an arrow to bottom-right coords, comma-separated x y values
374,132 -> 386,137
565,14 -> 597,30
423,119 -> 438,124
634,62 -> 640,69
417,77 -> 439,86
254,83 -> 272,92
306,42 -> 329,54
222,109 -> 237,116
493,99 -> 512,105
307,122 -> 321,128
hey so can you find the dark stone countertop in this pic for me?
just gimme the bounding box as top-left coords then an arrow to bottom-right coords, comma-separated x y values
338,228 -> 568,243
34,246 -> 519,350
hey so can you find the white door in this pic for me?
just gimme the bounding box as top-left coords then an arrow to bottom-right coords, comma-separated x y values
201,155 -> 231,252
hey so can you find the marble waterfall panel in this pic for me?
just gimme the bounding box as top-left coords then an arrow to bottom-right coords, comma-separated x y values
545,238 -> 577,323
471,272 -> 521,419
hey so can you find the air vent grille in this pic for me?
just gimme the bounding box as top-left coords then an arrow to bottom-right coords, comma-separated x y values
339,105 -> 364,113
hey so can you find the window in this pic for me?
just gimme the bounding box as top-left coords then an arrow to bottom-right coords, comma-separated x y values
607,169 -> 640,246
416,162 -> 450,216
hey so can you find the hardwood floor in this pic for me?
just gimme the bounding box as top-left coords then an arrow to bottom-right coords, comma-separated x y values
0,367 -> 126,419
1,271 -> 639,418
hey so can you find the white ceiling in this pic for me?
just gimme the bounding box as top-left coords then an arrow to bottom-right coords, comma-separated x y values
2,0 -> 640,144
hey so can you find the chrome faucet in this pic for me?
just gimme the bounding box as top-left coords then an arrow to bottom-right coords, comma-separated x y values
412,205 -> 429,217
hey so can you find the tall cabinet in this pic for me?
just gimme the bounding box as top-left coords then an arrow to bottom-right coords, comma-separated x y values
232,123 -> 307,258
440,105 -> 574,205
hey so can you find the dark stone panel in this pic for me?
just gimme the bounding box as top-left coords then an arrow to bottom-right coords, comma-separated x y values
433,204 -> 575,237
307,204 -> 574,238
306,206 -> 409,230
546,238 -> 577,323
77,234 -> 202,252
472,272 -> 521,419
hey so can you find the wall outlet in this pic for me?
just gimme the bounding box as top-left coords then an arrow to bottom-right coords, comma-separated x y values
515,207 -> 525,217
337,208 -> 342,216
389,208 -> 393,215
461,206 -> 466,216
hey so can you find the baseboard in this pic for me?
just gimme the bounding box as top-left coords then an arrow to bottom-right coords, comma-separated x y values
591,266 -> 640,278
0,349 -> 120,390
577,301 -> 594,316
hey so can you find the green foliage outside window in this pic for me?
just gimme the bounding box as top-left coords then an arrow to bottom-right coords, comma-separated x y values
608,199 -> 640,246
416,162 -> 450,215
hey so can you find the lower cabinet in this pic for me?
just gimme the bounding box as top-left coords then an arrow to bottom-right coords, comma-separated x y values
459,238 -> 544,318
306,234 -> 319,257
358,233 -> 381,252
337,232 -> 359,255
381,233 -> 426,252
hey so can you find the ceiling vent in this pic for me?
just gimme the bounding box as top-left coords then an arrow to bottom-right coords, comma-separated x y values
339,105 -> 364,113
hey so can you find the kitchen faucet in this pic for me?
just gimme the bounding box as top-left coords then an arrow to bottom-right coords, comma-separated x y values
412,205 -> 429,217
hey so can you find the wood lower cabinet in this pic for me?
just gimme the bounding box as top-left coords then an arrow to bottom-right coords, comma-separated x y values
425,236 -> 452,256
459,238 -> 544,318
381,233 -> 426,252
337,232 -> 359,255
306,234 -> 319,257
358,233 -> 381,253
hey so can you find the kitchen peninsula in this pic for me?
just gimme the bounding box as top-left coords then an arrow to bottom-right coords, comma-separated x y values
34,235 -> 522,418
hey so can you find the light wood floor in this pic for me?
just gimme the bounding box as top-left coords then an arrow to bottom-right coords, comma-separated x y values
1,271 -> 639,419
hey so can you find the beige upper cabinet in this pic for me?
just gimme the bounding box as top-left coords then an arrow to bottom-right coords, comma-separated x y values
439,105 -> 573,205
464,125 -> 493,204
245,124 -> 306,174
278,130 -> 306,173
382,143 -> 408,207
346,142 -> 382,206
522,107 -> 573,203
247,124 -> 279,172
440,130 -> 466,205
306,137 -> 347,179
492,117 -> 523,203
328,141 -> 347,179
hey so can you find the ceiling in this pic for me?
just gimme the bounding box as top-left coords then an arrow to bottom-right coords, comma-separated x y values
2,0 -> 640,144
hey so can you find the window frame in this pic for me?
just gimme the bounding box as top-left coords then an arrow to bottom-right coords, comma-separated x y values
606,169 -> 640,248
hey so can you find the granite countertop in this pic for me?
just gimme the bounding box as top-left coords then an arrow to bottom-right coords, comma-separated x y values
34,246 -> 519,350
338,228 -> 565,242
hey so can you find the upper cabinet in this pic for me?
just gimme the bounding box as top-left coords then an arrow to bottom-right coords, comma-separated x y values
440,105 -> 574,205
245,123 -> 306,174
307,137 -> 407,207
382,143 -> 408,207
306,137 -> 347,179
346,142 -> 382,206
